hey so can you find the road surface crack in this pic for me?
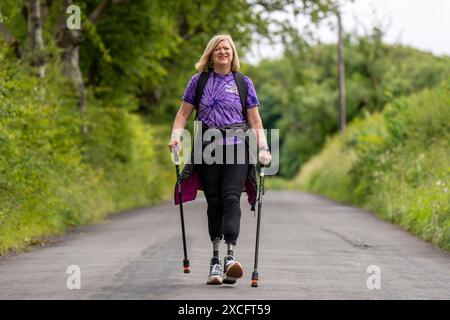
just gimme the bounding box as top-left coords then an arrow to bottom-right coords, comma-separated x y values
319,227 -> 372,249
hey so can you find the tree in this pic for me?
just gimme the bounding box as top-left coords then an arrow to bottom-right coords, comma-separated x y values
27,0 -> 46,79
56,0 -> 87,128
335,5 -> 346,132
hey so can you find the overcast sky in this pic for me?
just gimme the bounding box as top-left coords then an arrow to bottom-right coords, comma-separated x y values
244,0 -> 450,64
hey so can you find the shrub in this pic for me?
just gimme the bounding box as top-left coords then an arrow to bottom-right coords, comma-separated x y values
296,81 -> 450,250
0,50 -> 173,254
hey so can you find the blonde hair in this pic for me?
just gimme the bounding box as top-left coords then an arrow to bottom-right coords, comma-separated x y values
195,34 -> 240,72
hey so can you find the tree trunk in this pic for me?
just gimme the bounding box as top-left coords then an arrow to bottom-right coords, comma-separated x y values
27,0 -> 46,79
56,0 -> 87,133
337,10 -> 346,133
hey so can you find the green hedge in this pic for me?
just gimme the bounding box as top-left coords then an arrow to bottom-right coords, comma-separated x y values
0,51 -> 173,255
295,82 -> 450,250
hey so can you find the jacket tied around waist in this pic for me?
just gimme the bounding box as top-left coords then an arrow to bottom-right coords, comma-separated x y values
173,122 -> 257,212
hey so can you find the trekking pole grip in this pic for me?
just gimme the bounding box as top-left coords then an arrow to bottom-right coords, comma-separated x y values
173,149 -> 180,165
260,164 -> 265,176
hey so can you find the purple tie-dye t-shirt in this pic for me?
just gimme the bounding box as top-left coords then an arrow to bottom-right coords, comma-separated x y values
182,71 -> 259,145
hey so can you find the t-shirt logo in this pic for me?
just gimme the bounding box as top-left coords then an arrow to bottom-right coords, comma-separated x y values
225,85 -> 238,95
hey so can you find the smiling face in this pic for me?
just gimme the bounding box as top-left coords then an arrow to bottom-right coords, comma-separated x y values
211,39 -> 233,69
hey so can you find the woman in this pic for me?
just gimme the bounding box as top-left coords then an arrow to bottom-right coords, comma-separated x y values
168,34 -> 271,285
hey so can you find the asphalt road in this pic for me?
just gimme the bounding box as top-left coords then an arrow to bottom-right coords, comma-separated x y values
0,190 -> 449,300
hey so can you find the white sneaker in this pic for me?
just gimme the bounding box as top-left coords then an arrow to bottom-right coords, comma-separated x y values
206,258 -> 222,285
222,255 -> 243,284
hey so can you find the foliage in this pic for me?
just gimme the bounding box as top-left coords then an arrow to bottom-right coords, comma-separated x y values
0,48 -> 173,254
247,29 -> 450,178
295,82 -> 450,250
1,0 -> 448,254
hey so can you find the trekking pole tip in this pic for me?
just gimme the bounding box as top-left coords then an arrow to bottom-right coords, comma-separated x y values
183,259 -> 190,273
251,271 -> 259,287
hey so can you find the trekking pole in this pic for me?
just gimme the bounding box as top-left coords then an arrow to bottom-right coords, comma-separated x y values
251,164 -> 265,287
173,148 -> 190,273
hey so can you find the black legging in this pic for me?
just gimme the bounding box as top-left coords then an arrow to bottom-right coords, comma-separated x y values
197,142 -> 249,246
